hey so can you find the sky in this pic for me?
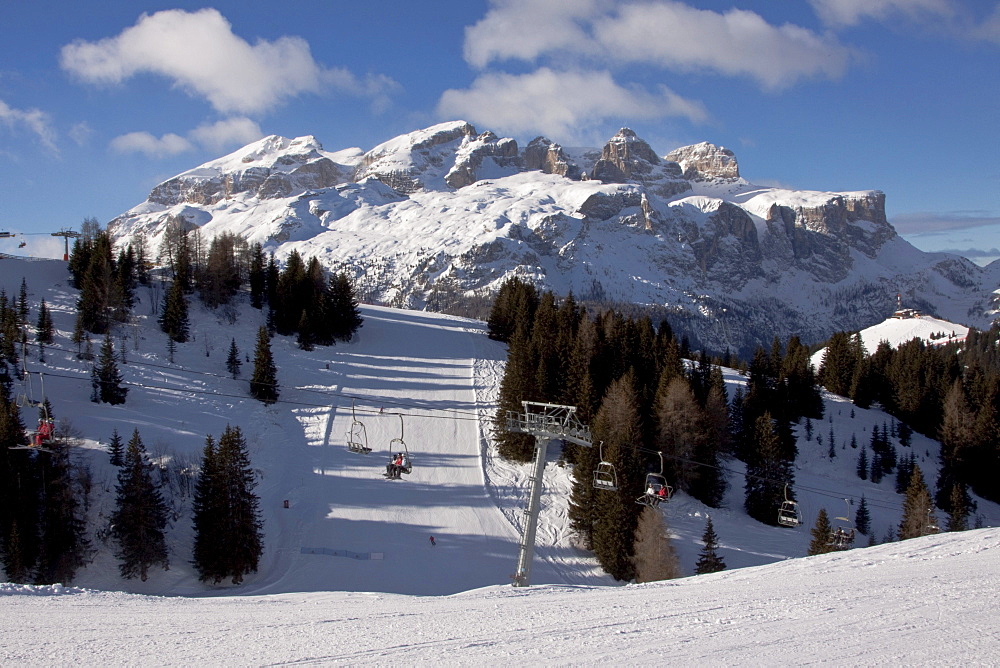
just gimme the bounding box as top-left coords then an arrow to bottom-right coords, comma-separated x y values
1,1 -> 999,262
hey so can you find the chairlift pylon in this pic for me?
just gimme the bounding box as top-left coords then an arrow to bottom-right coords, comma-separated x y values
592,441 -> 618,491
777,483 -> 803,527
636,451 -> 672,508
345,399 -> 372,454
384,413 -> 412,479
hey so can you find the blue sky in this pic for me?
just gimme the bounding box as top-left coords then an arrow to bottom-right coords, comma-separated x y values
2,1 -> 999,261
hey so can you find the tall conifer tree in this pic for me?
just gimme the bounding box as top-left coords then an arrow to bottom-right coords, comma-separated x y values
250,326 -> 278,404
111,429 -> 169,581
694,516 -> 726,574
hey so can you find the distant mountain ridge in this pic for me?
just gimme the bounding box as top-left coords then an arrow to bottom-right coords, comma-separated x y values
107,120 -> 1000,354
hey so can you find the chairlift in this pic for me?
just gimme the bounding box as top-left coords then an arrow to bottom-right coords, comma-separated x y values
829,498 -> 856,549
777,483 -> 803,527
636,451 -> 672,508
384,413 -> 412,479
592,441 -> 618,491
345,399 -> 371,454
10,370 -> 54,453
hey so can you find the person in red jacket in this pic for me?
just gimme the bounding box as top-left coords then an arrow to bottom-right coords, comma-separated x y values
35,418 -> 52,446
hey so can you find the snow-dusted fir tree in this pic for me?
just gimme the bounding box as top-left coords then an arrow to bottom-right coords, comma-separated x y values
107,428 -> 124,467
226,338 -> 241,379
899,465 -> 937,540
111,429 -> 169,581
250,326 -> 278,404
93,332 -> 128,404
694,516 -> 726,574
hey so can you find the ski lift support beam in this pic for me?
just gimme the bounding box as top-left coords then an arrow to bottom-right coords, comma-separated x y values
506,402 -> 591,587
50,230 -> 81,262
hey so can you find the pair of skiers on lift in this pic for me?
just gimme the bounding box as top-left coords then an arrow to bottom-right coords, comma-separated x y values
34,419 -> 53,447
386,453 -> 405,479
645,483 -> 668,506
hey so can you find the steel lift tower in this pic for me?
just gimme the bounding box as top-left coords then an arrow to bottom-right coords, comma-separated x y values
506,401 -> 592,587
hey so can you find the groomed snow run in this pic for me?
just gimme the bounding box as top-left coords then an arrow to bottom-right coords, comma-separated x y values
3,528 -> 998,664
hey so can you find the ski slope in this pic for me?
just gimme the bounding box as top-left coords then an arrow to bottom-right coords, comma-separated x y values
3,528 -> 999,664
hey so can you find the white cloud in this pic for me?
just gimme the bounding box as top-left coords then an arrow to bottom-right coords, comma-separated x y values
438,68 -> 707,140
60,8 -> 394,115
890,210 -> 1000,235
808,0 -> 955,27
69,122 -> 92,146
593,3 -> 853,90
0,98 -> 57,152
462,1 -> 853,89
189,118 -> 263,153
463,0 -> 607,68
110,131 -> 193,158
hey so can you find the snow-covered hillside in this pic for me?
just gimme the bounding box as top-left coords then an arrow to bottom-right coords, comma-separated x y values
3,255 -> 998,596
105,121 -> 1000,355
810,313 -> 970,370
4,528 -> 999,664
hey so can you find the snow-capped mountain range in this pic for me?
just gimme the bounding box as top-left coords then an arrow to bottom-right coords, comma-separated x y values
108,121 -> 1000,353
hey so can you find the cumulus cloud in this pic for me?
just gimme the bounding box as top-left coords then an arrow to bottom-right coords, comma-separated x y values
110,117 -> 265,158
438,68 -> 707,139
189,117 -> 263,153
60,8 -> 395,115
0,98 -> 57,152
593,3 -> 852,90
808,0 -> 955,27
462,0 -> 853,89
464,0 -> 606,68
110,131 -> 193,158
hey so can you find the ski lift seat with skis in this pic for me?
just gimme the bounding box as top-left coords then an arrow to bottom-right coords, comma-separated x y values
829,499 -> 855,549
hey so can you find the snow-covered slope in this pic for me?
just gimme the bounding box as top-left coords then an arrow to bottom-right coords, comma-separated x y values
3,256 -> 998,599
106,122 -> 1000,356
4,528 -> 999,664
810,313 -> 970,369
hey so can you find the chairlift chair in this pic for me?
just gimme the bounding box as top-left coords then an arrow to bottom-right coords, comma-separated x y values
10,370 -> 53,453
829,498 -> 856,549
385,413 -> 412,479
592,442 -> 618,491
345,399 -> 372,454
636,451 -> 673,508
777,483 -> 803,527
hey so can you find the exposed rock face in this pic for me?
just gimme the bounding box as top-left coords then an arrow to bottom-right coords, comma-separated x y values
666,142 -> 739,180
523,137 -> 580,179
445,131 -> 521,189
107,121 -> 996,358
148,135 -> 347,206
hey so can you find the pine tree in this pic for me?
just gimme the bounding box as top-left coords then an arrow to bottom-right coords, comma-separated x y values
325,272 -> 364,343
632,506 -> 682,583
248,243 -> 266,309
159,280 -> 190,343
94,332 -> 128,404
744,413 -> 794,525
193,426 -> 264,584
946,483 -> 970,532
107,428 -> 124,466
808,508 -> 834,555
35,299 -> 53,345
590,374 -> 644,581
249,326 -> 278,404
898,464 -> 937,540
226,338 -> 241,379
192,435 -> 224,583
111,429 -> 169,581
856,446 -> 868,480
34,437 -> 89,584
855,495 -> 871,535
694,516 -> 726,574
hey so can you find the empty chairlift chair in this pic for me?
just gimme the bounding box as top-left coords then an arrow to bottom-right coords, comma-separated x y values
777,483 -> 803,527
346,399 -> 372,454
592,442 -> 618,492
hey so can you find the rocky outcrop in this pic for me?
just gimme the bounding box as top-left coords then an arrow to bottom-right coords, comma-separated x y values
445,131 -> 520,189
590,128 -> 691,198
148,136 -> 347,206
354,121 -> 478,193
523,137 -> 580,179
666,142 -> 739,180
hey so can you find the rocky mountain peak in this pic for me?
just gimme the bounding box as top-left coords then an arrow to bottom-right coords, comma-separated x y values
666,142 -> 740,180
